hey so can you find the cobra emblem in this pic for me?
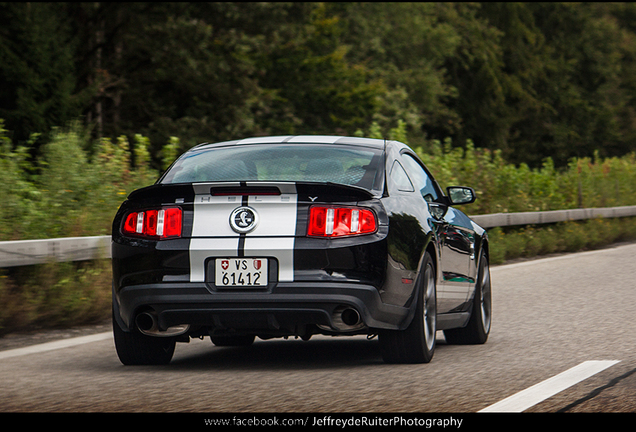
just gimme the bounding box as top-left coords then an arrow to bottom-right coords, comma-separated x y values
229,206 -> 259,233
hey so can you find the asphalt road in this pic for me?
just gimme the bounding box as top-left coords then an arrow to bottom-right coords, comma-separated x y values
1,243 -> 635,419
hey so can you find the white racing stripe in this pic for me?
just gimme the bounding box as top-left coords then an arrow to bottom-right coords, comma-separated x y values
190,237 -> 240,282
244,237 -> 295,282
189,183 -> 298,283
479,360 -> 620,412
192,195 -> 242,237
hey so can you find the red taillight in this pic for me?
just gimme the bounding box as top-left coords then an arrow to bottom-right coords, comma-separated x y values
122,207 -> 182,239
308,206 -> 377,237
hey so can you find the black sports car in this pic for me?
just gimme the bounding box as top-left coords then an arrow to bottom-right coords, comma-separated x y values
111,135 -> 491,365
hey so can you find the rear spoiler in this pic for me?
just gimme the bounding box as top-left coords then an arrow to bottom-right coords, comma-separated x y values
295,182 -> 378,202
125,181 -> 379,206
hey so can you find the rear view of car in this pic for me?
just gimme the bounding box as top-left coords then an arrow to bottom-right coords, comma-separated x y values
111,136 -> 491,365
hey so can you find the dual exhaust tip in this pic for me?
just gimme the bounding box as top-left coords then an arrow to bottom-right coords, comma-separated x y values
331,305 -> 364,331
136,305 -> 364,336
135,311 -> 189,337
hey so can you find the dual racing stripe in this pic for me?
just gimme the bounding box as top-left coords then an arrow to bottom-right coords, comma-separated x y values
189,182 -> 298,283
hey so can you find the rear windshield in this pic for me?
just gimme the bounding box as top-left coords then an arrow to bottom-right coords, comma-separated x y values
160,144 -> 383,191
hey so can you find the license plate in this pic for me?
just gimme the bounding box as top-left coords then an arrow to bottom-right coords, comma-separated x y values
215,258 -> 267,287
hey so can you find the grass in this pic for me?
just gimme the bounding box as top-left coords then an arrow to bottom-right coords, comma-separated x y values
1,217 -> 636,336
1,119 -> 636,335
487,217 -> 636,265
0,260 -> 112,336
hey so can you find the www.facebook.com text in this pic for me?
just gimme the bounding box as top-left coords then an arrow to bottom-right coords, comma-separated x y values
204,414 -> 464,428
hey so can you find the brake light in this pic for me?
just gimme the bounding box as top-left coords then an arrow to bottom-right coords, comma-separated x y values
308,206 -> 377,237
122,207 -> 182,239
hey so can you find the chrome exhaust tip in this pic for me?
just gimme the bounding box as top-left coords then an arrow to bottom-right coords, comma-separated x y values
341,308 -> 361,327
135,311 -> 158,333
331,305 -> 364,331
135,311 -> 190,337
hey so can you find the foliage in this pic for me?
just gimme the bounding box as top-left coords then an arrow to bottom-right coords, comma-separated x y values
0,260 -> 111,335
417,141 -> 636,215
355,120 -> 636,216
487,217 -> 636,265
0,121 -> 160,241
4,2 -> 636,335
3,120 -> 636,243
2,3 -> 636,167
1,120 -> 636,334
0,2 -> 77,147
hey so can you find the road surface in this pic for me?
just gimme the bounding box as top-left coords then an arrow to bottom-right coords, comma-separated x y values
1,243 -> 635,419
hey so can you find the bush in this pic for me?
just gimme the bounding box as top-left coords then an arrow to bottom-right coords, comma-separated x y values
487,217 -> 636,265
415,139 -> 636,216
2,119 -> 636,334
0,260 -> 112,335
0,121 -> 162,241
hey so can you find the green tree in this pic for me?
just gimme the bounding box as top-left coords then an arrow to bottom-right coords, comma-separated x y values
2,2 -> 636,170
257,2 -> 383,135
331,2 -> 463,146
0,2 -> 78,148
461,2 -> 550,163
522,2 -> 631,166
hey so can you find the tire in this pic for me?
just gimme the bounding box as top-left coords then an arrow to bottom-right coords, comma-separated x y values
444,250 -> 492,345
379,252 -> 436,364
113,309 -> 176,365
211,335 -> 255,346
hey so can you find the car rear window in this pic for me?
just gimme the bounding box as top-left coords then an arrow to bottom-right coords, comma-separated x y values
160,144 -> 383,191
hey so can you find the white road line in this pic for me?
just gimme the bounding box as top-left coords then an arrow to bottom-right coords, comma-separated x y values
479,360 -> 621,413
0,332 -> 112,360
493,243 -> 636,271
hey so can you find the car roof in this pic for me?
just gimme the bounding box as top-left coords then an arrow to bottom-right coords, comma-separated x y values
191,135 -> 388,152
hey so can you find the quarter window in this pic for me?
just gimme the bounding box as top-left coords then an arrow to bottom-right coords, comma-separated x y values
390,160 -> 414,192
400,154 -> 439,202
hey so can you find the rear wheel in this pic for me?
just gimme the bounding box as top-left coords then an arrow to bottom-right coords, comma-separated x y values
113,309 -> 176,365
379,252 -> 436,364
444,250 -> 492,344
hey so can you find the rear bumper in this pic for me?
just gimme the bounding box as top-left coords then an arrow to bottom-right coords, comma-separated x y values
113,281 -> 411,336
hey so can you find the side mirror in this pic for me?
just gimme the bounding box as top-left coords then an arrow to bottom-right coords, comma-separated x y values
447,186 -> 476,205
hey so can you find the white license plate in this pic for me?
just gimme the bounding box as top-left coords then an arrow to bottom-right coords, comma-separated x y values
215,258 -> 267,287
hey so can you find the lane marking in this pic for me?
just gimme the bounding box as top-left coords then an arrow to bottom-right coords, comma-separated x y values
0,332 -> 112,360
493,243 -> 636,271
479,360 -> 620,412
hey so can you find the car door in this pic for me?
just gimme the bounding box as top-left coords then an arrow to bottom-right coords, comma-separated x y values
399,152 -> 473,313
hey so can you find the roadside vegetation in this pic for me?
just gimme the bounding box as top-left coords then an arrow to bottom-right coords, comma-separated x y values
3,2 -> 636,335
1,120 -> 636,335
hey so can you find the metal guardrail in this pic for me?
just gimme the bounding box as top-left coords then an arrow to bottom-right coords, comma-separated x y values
1,205 -> 636,268
469,205 -> 636,228
0,236 -> 111,268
